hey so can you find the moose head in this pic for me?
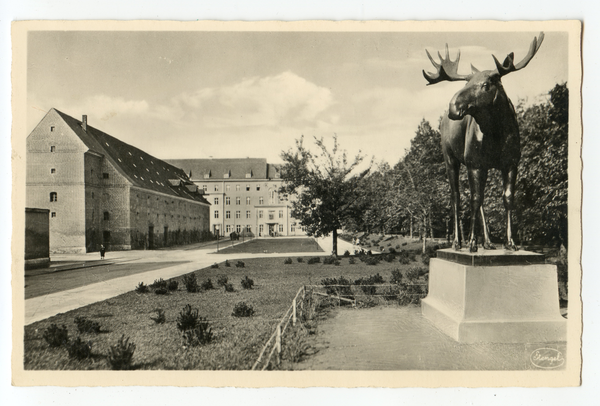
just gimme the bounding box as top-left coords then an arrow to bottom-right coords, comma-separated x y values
423,33 -> 544,252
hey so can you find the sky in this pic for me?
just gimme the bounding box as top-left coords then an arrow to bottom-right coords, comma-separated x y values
26,30 -> 568,166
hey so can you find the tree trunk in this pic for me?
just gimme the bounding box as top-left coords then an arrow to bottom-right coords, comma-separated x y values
428,213 -> 434,239
332,229 -> 338,257
422,213 -> 427,254
410,214 -> 413,239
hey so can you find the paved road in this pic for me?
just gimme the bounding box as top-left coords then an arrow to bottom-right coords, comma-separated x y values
23,236 -> 340,325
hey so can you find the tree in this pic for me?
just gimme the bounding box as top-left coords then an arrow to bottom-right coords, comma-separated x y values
279,135 -> 372,256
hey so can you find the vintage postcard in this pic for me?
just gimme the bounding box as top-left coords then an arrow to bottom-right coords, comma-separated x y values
11,20 -> 582,387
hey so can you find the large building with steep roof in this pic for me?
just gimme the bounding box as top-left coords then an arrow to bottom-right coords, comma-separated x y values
26,108 -> 211,254
166,158 -> 306,238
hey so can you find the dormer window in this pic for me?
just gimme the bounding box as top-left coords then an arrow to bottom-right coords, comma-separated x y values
204,170 -> 211,179
224,170 -> 230,178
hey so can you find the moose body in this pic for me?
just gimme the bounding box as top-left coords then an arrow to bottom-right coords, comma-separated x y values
423,33 -> 544,252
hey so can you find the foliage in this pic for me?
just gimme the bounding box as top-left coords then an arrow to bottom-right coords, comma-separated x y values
42,324 -> 69,348
74,317 -> 102,334
307,257 -> 321,265
343,250 -> 350,257
241,276 -> 254,290
154,287 -> 169,295
283,257 -> 293,265
167,280 -> 179,291
66,337 -> 92,360
390,269 -> 403,285
182,320 -> 213,347
177,304 -> 199,332
182,273 -> 200,293
224,283 -> 235,292
235,261 -> 245,268
349,257 -> 356,264
211,263 -> 219,269
107,335 -> 136,370
201,278 -> 214,290
279,135 -> 372,256
320,276 -> 354,301
150,278 -> 167,290
135,282 -> 149,294
297,257 -> 304,263
150,309 -> 166,324
217,275 -> 229,287
225,259 -> 231,267
354,273 -> 385,295
232,302 -> 255,317
323,256 -> 340,265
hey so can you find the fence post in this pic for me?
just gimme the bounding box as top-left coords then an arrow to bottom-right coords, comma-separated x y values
276,323 -> 282,364
292,298 -> 297,326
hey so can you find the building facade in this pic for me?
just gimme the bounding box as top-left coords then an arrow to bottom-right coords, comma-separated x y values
26,108 -> 211,254
166,158 -> 306,238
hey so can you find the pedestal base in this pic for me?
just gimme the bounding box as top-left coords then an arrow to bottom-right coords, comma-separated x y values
421,250 -> 566,343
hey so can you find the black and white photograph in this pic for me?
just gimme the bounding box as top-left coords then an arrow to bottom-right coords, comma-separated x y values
11,19 -> 581,388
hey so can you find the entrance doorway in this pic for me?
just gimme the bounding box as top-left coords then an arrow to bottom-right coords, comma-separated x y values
148,225 -> 154,249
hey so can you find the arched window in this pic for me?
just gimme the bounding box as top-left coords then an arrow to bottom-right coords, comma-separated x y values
49,192 -> 57,202
104,211 -> 110,221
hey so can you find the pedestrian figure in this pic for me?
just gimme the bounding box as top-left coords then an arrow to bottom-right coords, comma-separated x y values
100,244 -> 106,259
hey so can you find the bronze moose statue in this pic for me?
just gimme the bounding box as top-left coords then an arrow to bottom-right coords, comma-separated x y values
423,32 -> 544,252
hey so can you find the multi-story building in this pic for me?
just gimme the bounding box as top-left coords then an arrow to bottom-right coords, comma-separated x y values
26,108 -> 211,254
165,158 -> 306,238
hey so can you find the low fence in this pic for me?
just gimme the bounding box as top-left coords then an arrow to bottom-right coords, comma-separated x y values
251,281 -> 428,370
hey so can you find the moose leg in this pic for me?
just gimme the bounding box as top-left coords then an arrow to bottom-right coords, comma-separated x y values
480,206 -> 496,250
446,159 -> 461,250
502,166 -> 518,251
467,167 -> 488,253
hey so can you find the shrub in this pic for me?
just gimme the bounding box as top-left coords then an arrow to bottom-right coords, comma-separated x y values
382,285 -> 400,301
383,253 -> 395,262
321,276 -> 354,301
167,280 -> 179,291
210,262 -> 219,269
43,324 -> 69,348
399,255 -> 411,265
402,242 -> 408,246
154,287 -> 168,295
388,247 -> 397,254
235,260 -> 245,268
343,250 -> 350,257
405,265 -> 425,282
349,257 -> 356,264
224,283 -> 235,292
66,337 -> 92,360
182,319 -> 213,347
150,278 -> 167,290
150,308 -> 166,324
395,244 -> 400,249
354,274 -> 385,295
177,304 -> 199,331
74,316 -> 102,334
107,335 -> 136,370
283,257 -> 293,265
323,256 -> 340,265
307,257 -> 321,265
183,273 -> 200,293
241,276 -> 254,289
232,302 -> 255,317
225,259 -> 231,267
135,282 -> 149,293
297,257 -> 304,263
201,278 -> 214,290
364,256 -> 380,266
379,246 -> 385,252
390,269 -> 403,285
217,275 -> 229,287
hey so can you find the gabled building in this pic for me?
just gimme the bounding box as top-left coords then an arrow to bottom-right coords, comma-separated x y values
26,108 -> 211,254
165,158 -> 306,238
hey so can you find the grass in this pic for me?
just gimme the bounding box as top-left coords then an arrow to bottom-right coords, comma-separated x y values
215,238 -> 323,254
25,262 -> 188,299
24,254 -> 420,370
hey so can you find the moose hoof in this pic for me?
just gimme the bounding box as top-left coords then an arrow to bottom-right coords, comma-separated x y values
452,240 -> 461,251
504,241 -> 518,251
469,241 -> 478,253
482,242 -> 496,250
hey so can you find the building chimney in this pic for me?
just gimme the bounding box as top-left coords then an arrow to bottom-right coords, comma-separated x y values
82,115 -> 87,131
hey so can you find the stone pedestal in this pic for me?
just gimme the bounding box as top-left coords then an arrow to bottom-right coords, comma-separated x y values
421,249 -> 566,343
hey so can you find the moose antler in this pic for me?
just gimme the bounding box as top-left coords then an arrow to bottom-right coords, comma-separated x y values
423,44 -> 472,85
493,32 -> 545,77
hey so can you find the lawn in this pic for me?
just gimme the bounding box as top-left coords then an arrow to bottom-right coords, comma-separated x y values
216,237 -> 323,254
23,253 -> 425,370
25,262 -> 188,299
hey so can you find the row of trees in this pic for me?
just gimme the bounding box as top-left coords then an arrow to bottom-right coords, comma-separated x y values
279,83 -> 569,255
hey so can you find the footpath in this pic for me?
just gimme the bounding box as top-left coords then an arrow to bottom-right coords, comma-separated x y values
24,236 -> 351,325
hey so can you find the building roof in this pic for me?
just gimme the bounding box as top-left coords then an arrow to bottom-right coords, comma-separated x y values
52,109 -> 210,205
165,158 -> 282,182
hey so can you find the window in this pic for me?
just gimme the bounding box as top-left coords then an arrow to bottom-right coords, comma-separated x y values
236,225 -> 241,233
226,224 -> 232,233
258,210 -> 263,219
104,211 -> 110,221
246,197 -> 251,205
214,210 -> 219,219
236,197 -> 241,205
259,196 -> 264,205
246,225 -> 252,233
279,224 -> 284,232
103,173 -> 109,179
268,211 -> 275,220
202,185 -> 208,192
291,225 -> 295,232
279,210 -> 284,218
246,184 -> 250,191
51,212 -> 56,218
204,173 -> 210,179
225,197 -> 230,205
256,185 -> 261,191
226,211 -> 231,219
214,185 -> 219,192
50,126 -> 55,132
246,210 -> 251,219
49,192 -> 57,202
226,185 -> 230,191
246,173 -> 252,178
269,189 -> 275,203
236,184 -> 240,191
214,197 -> 219,205
51,168 -> 56,174
50,146 -> 56,152
92,192 -> 94,199
235,211 -> 241,219
259,224 -> 264,234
